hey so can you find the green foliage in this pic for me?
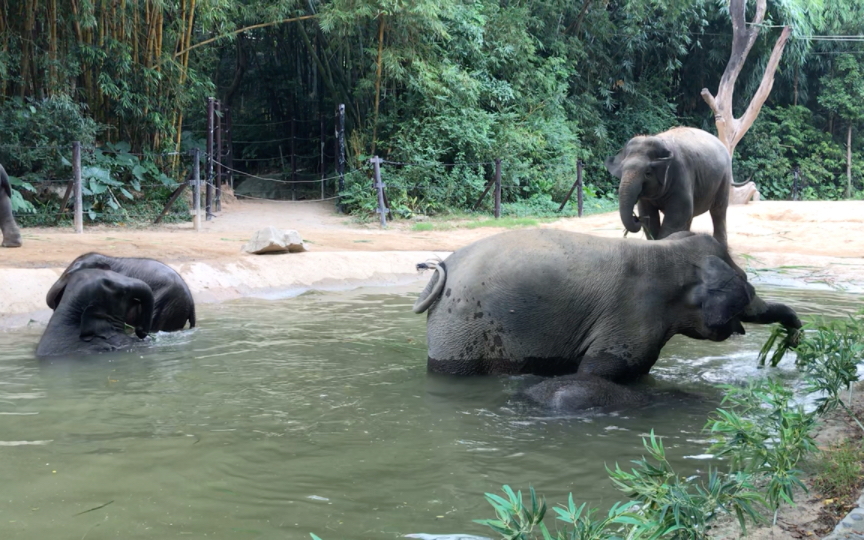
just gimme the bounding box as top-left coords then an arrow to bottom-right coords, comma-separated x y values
706,380 -> 816,516
812,438 -> 864,500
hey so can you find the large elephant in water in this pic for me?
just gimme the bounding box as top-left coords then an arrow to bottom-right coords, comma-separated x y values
606,127 -> 740,246
37,268 -> 154,357
0,164 -> 23,247
47,253 -> 195,332
413,229 -> 801,410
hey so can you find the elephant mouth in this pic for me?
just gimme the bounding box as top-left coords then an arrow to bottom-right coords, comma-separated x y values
731,320 -> 746,335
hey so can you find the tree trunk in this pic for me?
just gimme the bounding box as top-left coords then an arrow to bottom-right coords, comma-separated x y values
700,0 -> 791,156
848,122 -> 853,199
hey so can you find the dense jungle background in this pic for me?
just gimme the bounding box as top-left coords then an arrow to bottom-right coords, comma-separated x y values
0,0 -> 862,222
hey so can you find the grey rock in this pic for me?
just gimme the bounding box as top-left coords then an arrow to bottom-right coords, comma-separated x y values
852,514 -> 863,521
242,227 -> 307,254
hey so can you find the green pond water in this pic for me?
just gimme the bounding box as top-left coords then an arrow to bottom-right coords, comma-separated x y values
0,284 -> 860,540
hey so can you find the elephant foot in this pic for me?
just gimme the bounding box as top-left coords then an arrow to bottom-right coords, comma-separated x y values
524,374 -> 648,411
1,238 -> 22,248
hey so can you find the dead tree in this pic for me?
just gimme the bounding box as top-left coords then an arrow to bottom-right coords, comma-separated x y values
700,0 -> 792,204
701,0 -> 792,156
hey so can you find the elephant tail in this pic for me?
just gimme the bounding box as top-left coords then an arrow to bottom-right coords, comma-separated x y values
412,262 -> 446,314
188,304 -> 196,328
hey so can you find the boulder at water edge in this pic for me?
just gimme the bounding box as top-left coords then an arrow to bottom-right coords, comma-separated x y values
242,227 -> 307,254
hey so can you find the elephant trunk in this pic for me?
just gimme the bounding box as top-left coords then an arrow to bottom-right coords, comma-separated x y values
130,282 -> 155,339
740,296 -> 802,330
618,170 -> 643,234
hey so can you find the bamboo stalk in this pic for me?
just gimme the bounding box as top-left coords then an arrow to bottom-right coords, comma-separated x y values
174,14 -> 317,58
370,14 -> 385,156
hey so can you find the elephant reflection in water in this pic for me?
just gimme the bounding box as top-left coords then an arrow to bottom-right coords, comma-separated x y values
414,229 -> 801,411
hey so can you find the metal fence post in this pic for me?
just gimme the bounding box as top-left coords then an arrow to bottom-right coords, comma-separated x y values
371,156 -> 387,228
224,106 -> 233,190
320,112 -> 325,200
494,158 -> 502,219
215,99 -> 222,212
577,159 -> 584,217
73,141 -> 83,233
337,104 -> 346,210
193,148 -> 201,232
792,166 -> 799,201
206,97 -> 214,220
291,114 -> 296,201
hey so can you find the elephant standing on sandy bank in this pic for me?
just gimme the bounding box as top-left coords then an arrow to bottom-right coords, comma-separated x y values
413,229 -> 801,410
47,253 -> 195,332
0,164 -> 23,248
36,268 -> 154,357
606,127 -> 748,246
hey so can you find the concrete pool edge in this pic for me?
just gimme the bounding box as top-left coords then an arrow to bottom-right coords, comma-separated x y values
0,250 -> 451,330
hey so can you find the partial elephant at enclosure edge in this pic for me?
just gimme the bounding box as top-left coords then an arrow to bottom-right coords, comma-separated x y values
47,253 -> 196,332
0,164 -> 23,248
36,268 -> 154,357
606,126 -> 754,246
413,229 -> 801,411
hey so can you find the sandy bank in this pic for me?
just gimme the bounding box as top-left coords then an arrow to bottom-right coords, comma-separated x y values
0,250 -> 447,329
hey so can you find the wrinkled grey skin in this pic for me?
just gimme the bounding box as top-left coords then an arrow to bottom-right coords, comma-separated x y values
36,268 -> 154,357
606,127 -> 732,246
47,253 -> 195,332
413,229 -> 801,410
0,164 -> 23,247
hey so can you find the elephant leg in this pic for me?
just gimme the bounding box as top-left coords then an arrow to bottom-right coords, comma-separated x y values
637,201 -> 661,240
656,197 -> 694,240
0,189 -> 22,248
710,184 -> 730,247
525,373 -> 647,411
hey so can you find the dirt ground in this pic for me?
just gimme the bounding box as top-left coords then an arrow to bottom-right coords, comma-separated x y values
3,193 -> 864,286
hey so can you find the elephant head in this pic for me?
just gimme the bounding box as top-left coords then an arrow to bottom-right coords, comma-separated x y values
46,253 -> 112,309
37,268 -> 155,357
605,137 -> 675,234
687,244 -> 801,341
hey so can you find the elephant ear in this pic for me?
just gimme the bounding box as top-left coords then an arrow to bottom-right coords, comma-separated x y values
79,305 -> 116,342
648,142 -> 674,186
699,255 -> 753,328
604,149 -> 625,179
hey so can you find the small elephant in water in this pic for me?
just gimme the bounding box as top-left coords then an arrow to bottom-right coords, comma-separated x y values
0,164 -> 23,247
413,229 -> 801,410
36,268 -> 154,357
606,127 -> 748,246
47,253 -> 195,332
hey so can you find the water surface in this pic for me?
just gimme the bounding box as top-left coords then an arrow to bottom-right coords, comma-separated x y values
0,285 -> 859,539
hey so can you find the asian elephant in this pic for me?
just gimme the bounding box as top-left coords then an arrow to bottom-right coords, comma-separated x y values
413,229 -> 801,410
47,253 -> 195,332
36,268 -> 154,357
0,164 -> 23,247
606,127 -> 735,246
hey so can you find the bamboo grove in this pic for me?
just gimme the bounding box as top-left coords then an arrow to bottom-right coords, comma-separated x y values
1,0 -> 863,218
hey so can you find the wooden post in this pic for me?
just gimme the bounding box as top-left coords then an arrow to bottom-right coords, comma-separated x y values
215,99 -> 222,212
493,158 -> 501,219
371,156 -> 387,228
206,97 -> 214,220
473,174 -> 496,211
320,112 -> 325,200
73,141 -> 83,233
225,106 -> 233,189
558,159 -> 585,215
58,180 -> 74,218
291,114 -> 296,201
577,160 -> 584,217
193,148 -> 201,231
337,104 -> 346,210
154,183 -> 188,224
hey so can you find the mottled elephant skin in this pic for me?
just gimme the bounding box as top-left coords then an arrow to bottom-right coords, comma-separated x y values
47,253 -> 196,332
0,164 -> 23,247
413,229 -> 801,410
606,127 -> 732,246
36,268 -> 154,357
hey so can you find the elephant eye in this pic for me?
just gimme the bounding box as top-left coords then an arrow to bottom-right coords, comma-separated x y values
645,170 -> 653,177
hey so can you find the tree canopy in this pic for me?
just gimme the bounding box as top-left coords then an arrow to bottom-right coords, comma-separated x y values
1,0 -> 862,218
